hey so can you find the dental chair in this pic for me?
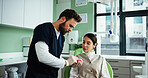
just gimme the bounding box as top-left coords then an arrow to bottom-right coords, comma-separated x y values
64,48 -> 113,78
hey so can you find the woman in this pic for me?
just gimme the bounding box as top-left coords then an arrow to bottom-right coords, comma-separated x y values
70,33 -> 110,78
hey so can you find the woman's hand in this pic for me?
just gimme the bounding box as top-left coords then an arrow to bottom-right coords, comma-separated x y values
72,59 -> 83,67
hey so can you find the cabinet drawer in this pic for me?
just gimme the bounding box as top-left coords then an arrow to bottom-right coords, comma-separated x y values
114,74 -> 130,78
107,59 -> 130,67
112,67 -> 130,74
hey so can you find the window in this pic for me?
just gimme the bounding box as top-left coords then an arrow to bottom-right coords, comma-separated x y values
126,16 -> 147,54
95,0 -> 148,56
134,16 -> 143,24
96,16 -> 120,55
97,2 -> 119,14
123,0 -> 147,12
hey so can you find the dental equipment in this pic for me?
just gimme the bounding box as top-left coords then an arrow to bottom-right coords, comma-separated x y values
88,0 -> 119,42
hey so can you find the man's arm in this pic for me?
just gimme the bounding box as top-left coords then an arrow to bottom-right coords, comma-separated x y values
35,41 -> 78,68
101,58 -> 110,78
35,41 -> 65,68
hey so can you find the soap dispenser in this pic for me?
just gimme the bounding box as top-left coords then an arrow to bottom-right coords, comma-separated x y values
68,30 -> 78,44
7,67 -> 18,78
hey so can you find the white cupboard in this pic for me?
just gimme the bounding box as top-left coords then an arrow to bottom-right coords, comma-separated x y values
2,0 -> 24,27
24,0 -> 40,29
0,0 -> 53,29
40,0 -> 53,24
24,0 -> 53,29
0,0 -> 2,24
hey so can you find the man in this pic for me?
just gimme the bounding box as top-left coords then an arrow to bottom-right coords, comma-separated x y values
25,9 -> 82,78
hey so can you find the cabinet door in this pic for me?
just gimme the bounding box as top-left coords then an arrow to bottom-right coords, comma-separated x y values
0,0 -> 2,24
107,59 -> 130,67
0,66 -> 5,77
112,67 -> 130,74
2,0 -> 24,27
24,0 -> 40,29
130,61 -> 145,78
40,0 -> 53,24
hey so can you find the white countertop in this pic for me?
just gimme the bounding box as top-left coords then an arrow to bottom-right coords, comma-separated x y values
62,54 -> 145,61
0,52 -> 145,66
102,55 -> 145,61
0,52 -> 28,66
0,57 -> 27,66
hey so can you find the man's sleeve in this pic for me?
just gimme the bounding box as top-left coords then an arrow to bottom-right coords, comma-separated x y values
35,41 -> 65,68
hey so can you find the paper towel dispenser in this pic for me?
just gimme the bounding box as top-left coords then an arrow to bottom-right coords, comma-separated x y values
22,37 -> 32,57
22,37 -> 32,46
68,30 -> 78,44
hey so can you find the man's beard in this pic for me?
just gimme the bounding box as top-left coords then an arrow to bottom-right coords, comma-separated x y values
59,22 -> 68,35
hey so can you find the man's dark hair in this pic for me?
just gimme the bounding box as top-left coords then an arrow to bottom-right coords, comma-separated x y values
58,9 -> 82,22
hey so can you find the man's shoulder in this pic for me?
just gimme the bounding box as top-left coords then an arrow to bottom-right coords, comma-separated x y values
35,22 -> 54,30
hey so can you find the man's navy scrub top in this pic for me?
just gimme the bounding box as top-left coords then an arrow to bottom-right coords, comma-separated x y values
26,22 -> 65,78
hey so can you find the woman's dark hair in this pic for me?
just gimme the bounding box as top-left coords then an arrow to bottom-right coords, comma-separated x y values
58,9 -> 82,22
84,33 -> 97,45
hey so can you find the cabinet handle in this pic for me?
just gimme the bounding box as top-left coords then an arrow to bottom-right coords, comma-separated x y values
112,67 -> 119,70
131,63 -> 143,64
114,75 -> 119,78
108,61 -> 119,63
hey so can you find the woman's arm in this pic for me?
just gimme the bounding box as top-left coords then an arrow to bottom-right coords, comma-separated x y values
100,58 -> 110,78
70,67 -> 79,78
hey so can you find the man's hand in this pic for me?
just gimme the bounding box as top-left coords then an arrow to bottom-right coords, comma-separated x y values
65,56 -> 78,66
